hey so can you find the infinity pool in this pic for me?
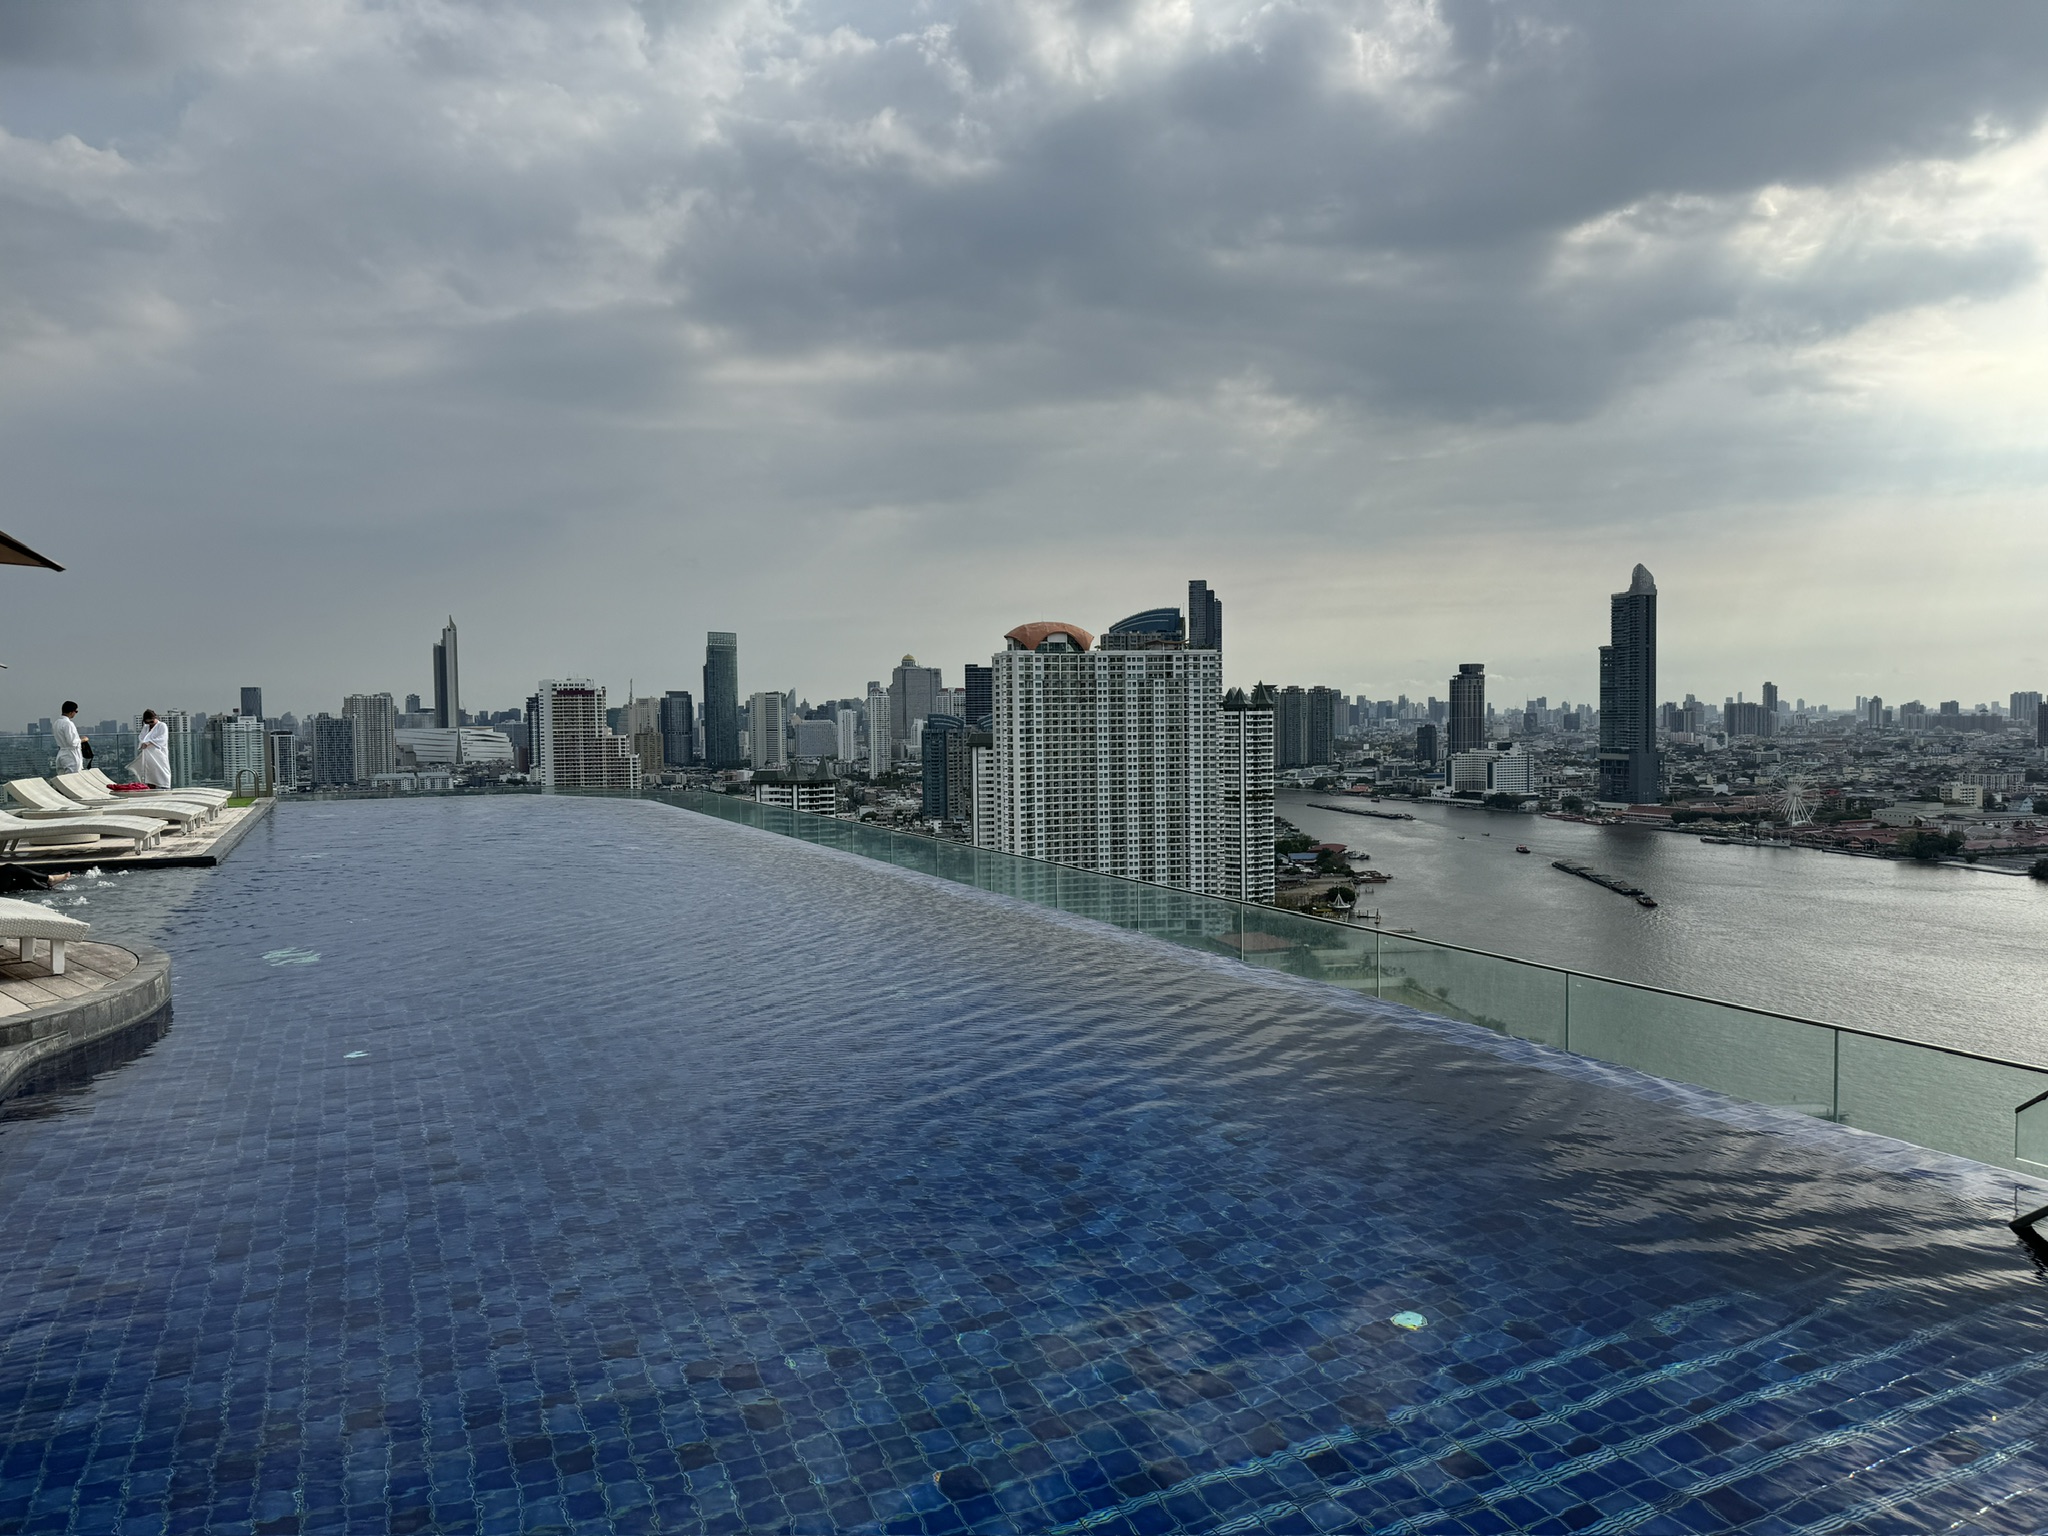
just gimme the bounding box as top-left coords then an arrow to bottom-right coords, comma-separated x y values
1,796 -> 2044,1534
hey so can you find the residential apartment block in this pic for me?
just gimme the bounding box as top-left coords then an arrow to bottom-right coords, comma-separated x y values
986,615 -> 1273,900
536,680 -> 642,790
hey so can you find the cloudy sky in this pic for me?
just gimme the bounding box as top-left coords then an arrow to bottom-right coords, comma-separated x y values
3,0 -> 2047,724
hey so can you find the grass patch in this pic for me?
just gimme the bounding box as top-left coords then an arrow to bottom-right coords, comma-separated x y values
225,796 -> 256,808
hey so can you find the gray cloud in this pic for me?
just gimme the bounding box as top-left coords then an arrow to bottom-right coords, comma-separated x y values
2,0 -> 2047,719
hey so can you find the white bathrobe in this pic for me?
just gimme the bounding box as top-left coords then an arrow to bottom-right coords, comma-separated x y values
53,716 -> 84,775
134,721 -> 172,788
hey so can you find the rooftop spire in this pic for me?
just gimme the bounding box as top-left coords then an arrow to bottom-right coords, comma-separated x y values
1626,563 -> 1655,597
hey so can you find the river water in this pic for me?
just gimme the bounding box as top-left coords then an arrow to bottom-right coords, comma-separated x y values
1280,792 -> 2048,1067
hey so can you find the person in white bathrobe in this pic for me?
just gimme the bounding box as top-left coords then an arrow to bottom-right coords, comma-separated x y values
52,701 -> 87,775
134,710 -> 172,789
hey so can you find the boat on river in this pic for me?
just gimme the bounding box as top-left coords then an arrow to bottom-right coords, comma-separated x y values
1308,802 -> 1417,821
1553,859 -> 1657,907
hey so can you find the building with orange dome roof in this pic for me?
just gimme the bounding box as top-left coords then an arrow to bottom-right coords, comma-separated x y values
981,608 -> 1269,897
1002,621 -> 1095,654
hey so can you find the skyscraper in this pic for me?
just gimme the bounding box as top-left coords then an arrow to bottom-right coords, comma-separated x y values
221,716 -> 268,791
1099,608 -> 1186,650
1597,565 -> 1659,804
431,618 -> 460,728
309,714 -> 356,788
963,664 -> 993,726
702,632 -> 742,769
1188,580 -> 1223,652
889,657 -> 941,757
164,710 -> 196,789
342,692 -> 398,781
921,715 -> 969,822
267,730 -> 298,792
239,687 -> 264,721
1415,722 -> 1439,765
792,717 -> 839,760
1447,664 -> 1486,755
866,684 -> 890,775
536,680 -> 641,789
1218,685 -> 1276,903
748,691 -> 788,770
1307,686 -> 1338,766
1276,686 -> 1307,769
1761,681 -> 1779,716
623,696 -> 664,778
836,707 -> 859,763
989,620 -> 1228,893
660,691 -> 696,767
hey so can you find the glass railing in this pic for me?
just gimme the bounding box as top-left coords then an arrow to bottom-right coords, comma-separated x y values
656,788 -> 2048,1175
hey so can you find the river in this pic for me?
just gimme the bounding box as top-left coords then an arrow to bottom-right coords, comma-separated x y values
1279,791 -> 2048,1067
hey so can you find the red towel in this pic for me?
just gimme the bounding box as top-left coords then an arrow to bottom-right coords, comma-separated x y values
105,783 -> 153,792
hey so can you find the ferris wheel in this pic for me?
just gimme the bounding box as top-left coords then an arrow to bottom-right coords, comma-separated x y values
1774,780 -> 1813,826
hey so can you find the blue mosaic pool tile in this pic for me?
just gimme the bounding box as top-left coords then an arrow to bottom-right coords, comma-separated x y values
0,798 -> 2045,1532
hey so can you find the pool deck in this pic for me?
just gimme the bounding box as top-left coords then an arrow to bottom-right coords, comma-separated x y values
8,795 -> 273,872
0,938 -> 171,1105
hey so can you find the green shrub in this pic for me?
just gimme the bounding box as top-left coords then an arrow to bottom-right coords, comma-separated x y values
1895,828 -> 1963,861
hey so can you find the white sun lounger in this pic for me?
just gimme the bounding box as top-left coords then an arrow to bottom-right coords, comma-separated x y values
9,778 -> 212,832
0,810 -> 163,859
39,774 -> 216,825
0,896 -> 90,976
74,768 -> 231,808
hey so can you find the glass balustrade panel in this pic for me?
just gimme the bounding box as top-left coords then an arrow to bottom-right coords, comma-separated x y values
1836,1032 -> 2048,1172
1564,974 -> 1838,1118
664,791 -> 2048,1172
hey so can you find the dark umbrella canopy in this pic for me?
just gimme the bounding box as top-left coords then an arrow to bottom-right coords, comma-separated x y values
0,528 -> 62,570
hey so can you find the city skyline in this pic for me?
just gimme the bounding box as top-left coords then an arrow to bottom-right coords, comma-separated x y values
6,9 -> 2048,722
13,587 -> 2046,737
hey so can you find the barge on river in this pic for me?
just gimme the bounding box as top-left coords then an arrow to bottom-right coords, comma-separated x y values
1553,860 -> 1658,908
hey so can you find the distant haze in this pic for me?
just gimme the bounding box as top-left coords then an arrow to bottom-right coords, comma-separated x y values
3,2 -> 2047,722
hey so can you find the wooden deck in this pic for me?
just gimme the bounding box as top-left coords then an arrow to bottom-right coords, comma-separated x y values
0,935 -> 172,1104
8,796 -> 273,872
0,938 -> 139,1024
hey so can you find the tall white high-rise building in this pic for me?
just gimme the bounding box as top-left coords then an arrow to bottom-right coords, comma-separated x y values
866,683 -> 890,776
536,680 -> 641,790
836,708 -> 858,763
1218,685 -> 1276,903
221,716 -> 269,793
748,691 -> 788,770
343,692 -> 398,781
989,620 -> 1226,893
164,710 -> 197,789
970,740 -> 996,849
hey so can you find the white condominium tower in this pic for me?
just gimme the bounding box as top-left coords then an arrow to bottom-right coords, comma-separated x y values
866,682 -> 890,776
342,692 -> 398,781
988,619 -> 1226,894
536,680 -> 642,790
748,691 -> 788,770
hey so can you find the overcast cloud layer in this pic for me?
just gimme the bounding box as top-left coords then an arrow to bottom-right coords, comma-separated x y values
4,0 -> 2048,721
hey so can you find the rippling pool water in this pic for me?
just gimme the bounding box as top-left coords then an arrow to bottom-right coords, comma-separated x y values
1,796 -> 2044,1534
